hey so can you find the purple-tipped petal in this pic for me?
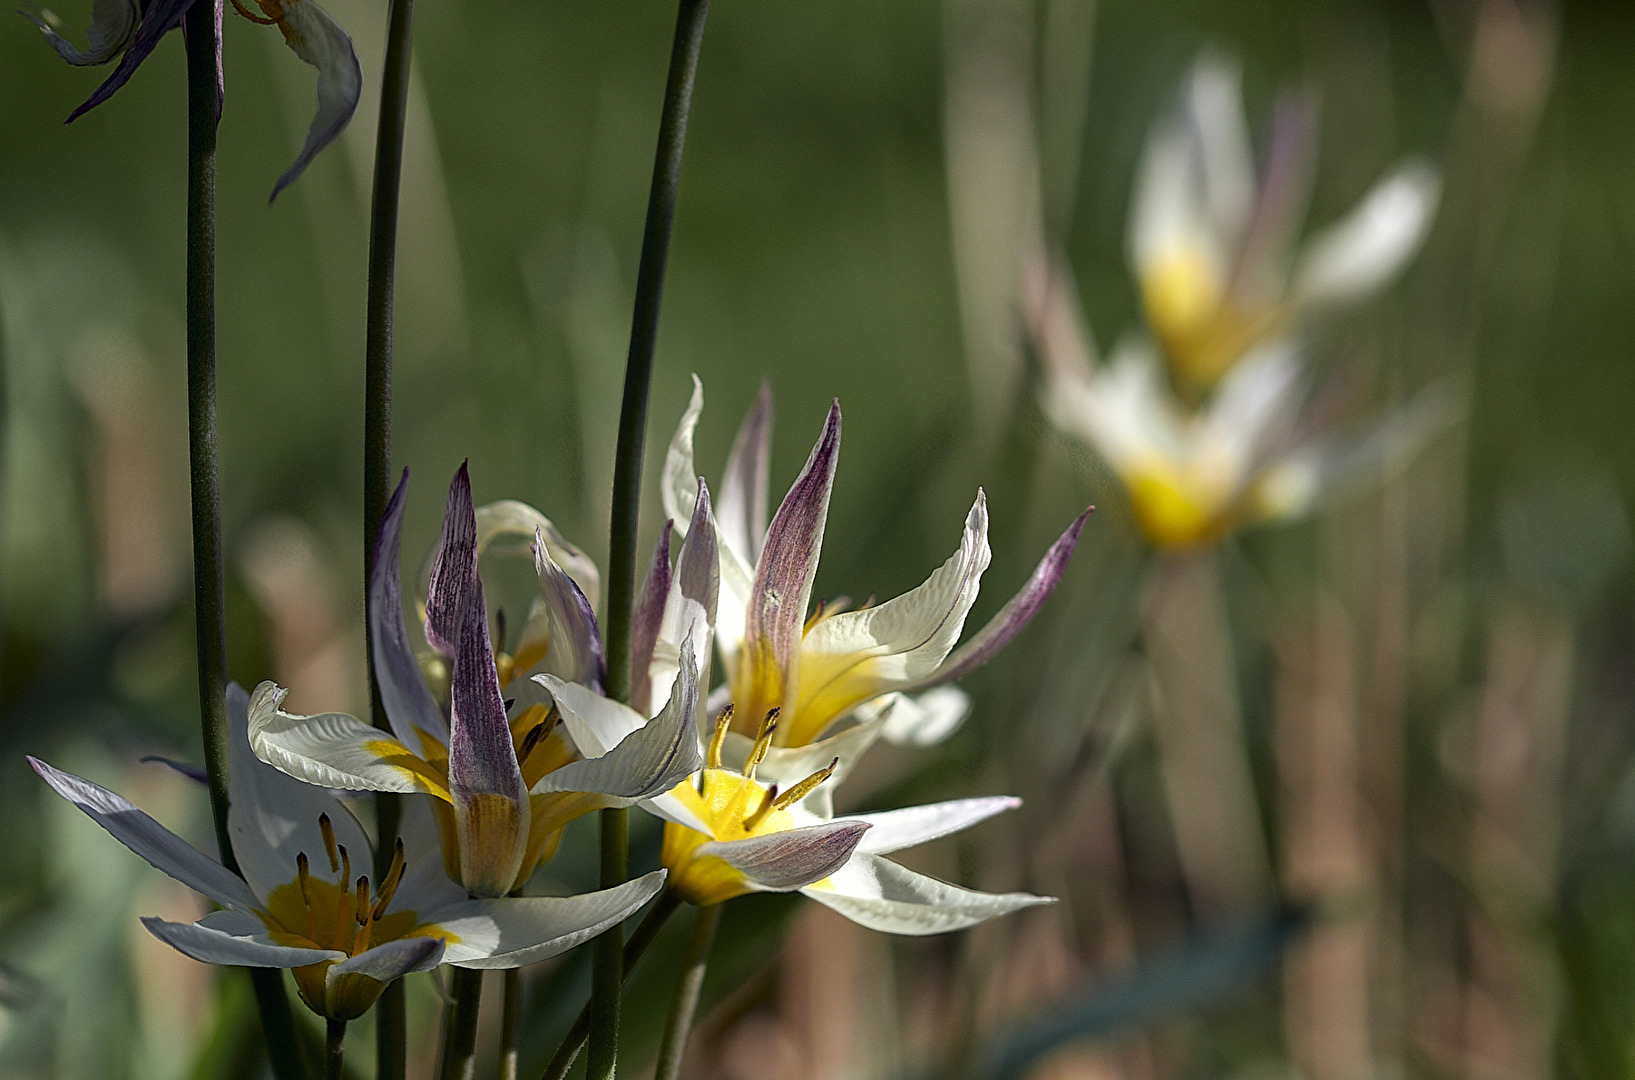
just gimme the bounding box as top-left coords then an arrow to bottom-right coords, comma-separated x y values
719,382 -> 773,564
917,505 -> 1092,688
267,0 -> 361,201
447,577 -> 529,898
650,481 -> 719,719
628,526 -> 673,717
425,463 -> 478,658
697,820 -> 870,893
66,0 -> 194,122
744,401 -> 840,714
371,470 -> 449,744
532,529 -> 606,690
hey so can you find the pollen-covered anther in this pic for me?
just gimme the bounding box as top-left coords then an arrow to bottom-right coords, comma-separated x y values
517,709 -> 558,766
744,708 -> 780,781
296,851 -> 316,939
319,814 -> 340,874
705,705 -> 734,771
371,838 -> 407,922
772,757 -> 839,813
742,784 -> 780,832
351,875 -> 372,953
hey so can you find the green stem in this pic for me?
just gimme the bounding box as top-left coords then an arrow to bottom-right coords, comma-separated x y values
363,2 -> 415,1075
499,969 -> 521,1080
439,968 -> 485,1080
540,889 -> 683,1080
325,1020 -> 347,1080
653,903 -> 722,1080
593,3 -> 710,1076
182,7 -> 307,1080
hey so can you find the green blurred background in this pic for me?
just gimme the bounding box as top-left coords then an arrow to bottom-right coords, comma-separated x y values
3,0 -> 1635,1076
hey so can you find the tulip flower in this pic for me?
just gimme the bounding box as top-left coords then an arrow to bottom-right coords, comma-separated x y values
1131,53 -> 1439,389
662,378 -> 1089,750
28,684 -> 665,1020
23,0 -> 361,198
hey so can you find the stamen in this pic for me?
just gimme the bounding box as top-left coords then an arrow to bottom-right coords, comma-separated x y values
371,839 -> 407,922
744,708 -> 779,781
518,719 -> 549,763
337,844 -> 352,888
772,757 -> 839,812
227,0 -> 280,24
319,814 -> 340,874
742,784 -> 780,832
355,876 -> 371,925
706,704 -> 734,771
296,851 -> 315,940
804,598 -> 827,632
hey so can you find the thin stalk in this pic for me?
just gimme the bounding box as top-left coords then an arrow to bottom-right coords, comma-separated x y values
540,889 -> 683,1080
593,3 -> 710,1076
325,1020 -> 347,1080
363,0 -> 415,1073
652,903 -> 722,1080
499,969 -> 522,1080
439,968 -> 485,1080
182,6 -> 307,1079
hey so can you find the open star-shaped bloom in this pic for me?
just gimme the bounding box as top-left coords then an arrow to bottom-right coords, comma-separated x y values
28,685 -> 665,1020
1131,52 -> 1440,389
661,377 -> 1090,751
23,0 -> 360,199
250,464 -> 715,897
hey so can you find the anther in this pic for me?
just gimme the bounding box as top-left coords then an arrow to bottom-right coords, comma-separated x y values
371,839 -> 406,922
772,757 -> 839,812
744,708 -> 779,781
296,852 -> 315,939
319,814 -> 340,874
355,876 -> 371,925
742,784 -> 780,832
518,720 -> 548,763
706,704 -> 734,771
337,844 -> 352,888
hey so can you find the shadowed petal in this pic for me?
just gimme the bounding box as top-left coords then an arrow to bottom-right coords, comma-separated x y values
531,530 -> 605,689
142,913 -> 340,967
879,686 -> 971,749
268,0 -> 361,201
475,500 -> 601,613
649,482 -> 718,718
30,756 -> 261,913
628,526 -> 672,717
65,0 -> 192,122
535,675 -> 645,758
248,682 -> 449,799
431,871 -> 667,969
696,820 -> 869,893
804,853 -> 1052,935
388,792 -> 469,914
851,796 -> 1020,855
718,382 -> 773,565
425,464 -> 478,658
371,470 -> 449,746
21,0 -> 139,65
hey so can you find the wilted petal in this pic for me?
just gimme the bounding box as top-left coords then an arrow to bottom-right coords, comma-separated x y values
425,464 -> 478,658
912,505 -> 1091,689
1292,159 -> 1440,311
267,0 -> 361,201
718,382 -> 773,565
696,820 -> 870,893
531,532 -> 606,689
30,756 -> 261,913
879,687 -> 971,748
628,527 -> 672,716
371,470 -> 449,746
65,0 -> 191,122
649,482 -> 718,717
851,796 -> 1020,855
22,0 -> 139,65
430,870 -> 667,969
248,682 -> 449,799
475,500 -> 601,614
143,912 -> 340,967
804,853 -> 1051,935
534,640 -> 702,801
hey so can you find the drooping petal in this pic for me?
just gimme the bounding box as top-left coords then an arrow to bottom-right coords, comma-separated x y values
718,382 -> 773,566
248,682 -> 450,800
661,375 -> 706,533
649,482 -> 718,719
65,0 -> 192,122
741,401 -> 841,726
910,505 -> 1091,689
850,796 -> 1020,855
371,470 -> 449,746
628,526 -> 672,717
804,853 -> 1051,935
446,578 -> 530,898
1291,159 -> 1441,312
695,820 -> 870,893
141,912 -> 341,968
878,687 -> 971,749
531,531 -> 606,689
430,870 -> 667,969
792,490 -> 989,744
475,500 -> 601,614
323,937 -> 445,1019
536,675 -> 645,759
29,756 -> 262,913
21,0 -> 140,66
534,639 -> 702,801
228,682 -> 373,903
267,0 -> 362,201
424,464 -> 478,658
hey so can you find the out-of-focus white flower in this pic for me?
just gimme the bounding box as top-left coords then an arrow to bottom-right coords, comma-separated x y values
1130,53 -> 1440,388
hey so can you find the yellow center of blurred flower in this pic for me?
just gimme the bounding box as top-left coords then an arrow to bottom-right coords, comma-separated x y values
1141,245 -> 1280,390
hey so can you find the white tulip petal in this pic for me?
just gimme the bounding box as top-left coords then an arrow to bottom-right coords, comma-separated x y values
530,535 -> 606,688
640,790 -> 713,835
535,675 -> 648,759
431,871 -> 667,969
804,853 -> 1052,936
650,484 -> 718,719
1292,159 -> 1441,311
1185,53 -> 1255,243
879,687 -> 973,748
718,382 -> 773,565
662,375 -> 706,533
268,0 -> 362,201
851,796 -> 1020,855
29,756 -> 261,913
328,936 -> 445,983
248,682 -> 448,799
475,499 -> 602,615
371,471 -> 449,746
628,529 -> 673,717
22,0 -> 139,65
696,821 -> 870,893
141,914 -> 340,968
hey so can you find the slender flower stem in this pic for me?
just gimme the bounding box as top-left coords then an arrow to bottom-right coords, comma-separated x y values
439,968 -> 485,1080
540,889 -> 683,1080
182,6 -> 307,1079
593,3 -> 710,1076
653,902 -> 722,1080
363,0 -> 416,1073
325,1020 -> 348,1080
499,969 -> 522,1080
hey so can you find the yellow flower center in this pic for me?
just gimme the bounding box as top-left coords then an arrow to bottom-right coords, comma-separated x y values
1141,245 -> 1282,390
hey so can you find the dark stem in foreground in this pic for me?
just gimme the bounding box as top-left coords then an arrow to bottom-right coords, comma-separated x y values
363,0 -> 417,1071
182,6 -> 307,1079
540,889 -> 683,1080
325,1020 -> 347,1080
653,903 -> 722,1080
439,968 -> 485,1080
592,2 -> 711,1076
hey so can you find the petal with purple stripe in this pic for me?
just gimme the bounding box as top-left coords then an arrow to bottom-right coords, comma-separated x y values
530,530 -> 606,690
424,463 -> 478,658
696,819 -> 869,893
649,481 -> 718,718
628,526 -> 672,717
371,470 -> 448,745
